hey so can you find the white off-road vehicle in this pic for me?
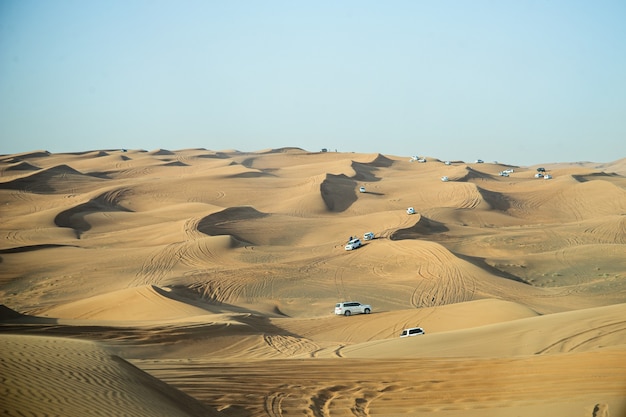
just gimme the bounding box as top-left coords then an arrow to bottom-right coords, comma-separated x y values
400,327 -> 425,337
334,302 -> 372,316
344,238 -> 362,250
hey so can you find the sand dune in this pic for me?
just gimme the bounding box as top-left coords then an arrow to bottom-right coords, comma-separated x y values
0,334 -> 221,417
1,148 -> 625,416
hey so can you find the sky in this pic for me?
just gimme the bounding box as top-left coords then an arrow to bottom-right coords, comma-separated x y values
1,0 -> 625,166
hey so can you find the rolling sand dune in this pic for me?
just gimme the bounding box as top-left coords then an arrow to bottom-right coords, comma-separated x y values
1,148 -> 625,416
0,334 -> 221,417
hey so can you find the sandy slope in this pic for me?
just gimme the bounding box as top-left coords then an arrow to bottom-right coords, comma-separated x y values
0,334 -> 221,417
1,149 -> 625,416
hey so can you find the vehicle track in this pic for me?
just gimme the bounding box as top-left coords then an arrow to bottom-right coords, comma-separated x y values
386,242 -> 476,308
129,242 -> 187,287
536,320 -> 626,354
191,277 -> 247,305
264,391 -> 287,417
263,335 -> 319,357
334,267 -> 348,301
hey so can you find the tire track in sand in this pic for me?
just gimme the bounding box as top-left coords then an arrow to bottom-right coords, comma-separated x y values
536,320 -> 626,354
394,242 -> 477,308
130,241 -> 187,287
263,335 -> 320,357
264,390 -> 288,417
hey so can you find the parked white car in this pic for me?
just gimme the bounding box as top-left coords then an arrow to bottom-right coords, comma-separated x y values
344,238 -> 362,250
400,327 -> 425,337
335,301 -> 372,316
535,173 -> 544,178
544,174 -> 552,180
441,176 -> 449,182
359,186 -> 366,193
407,207 -> 416,215
444,161 -> 451,165
363,232 -> 375,241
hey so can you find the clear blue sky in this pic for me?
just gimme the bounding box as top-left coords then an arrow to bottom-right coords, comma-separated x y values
1,0 -> 624,166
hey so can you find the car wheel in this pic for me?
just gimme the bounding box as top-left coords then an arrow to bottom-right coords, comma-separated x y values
364,308 -> 371,314
344,310 -> 351,316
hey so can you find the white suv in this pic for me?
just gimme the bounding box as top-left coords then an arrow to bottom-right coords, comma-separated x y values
344,238 -> 362,250
334,302 -> 372,316
400,327 -> 425,337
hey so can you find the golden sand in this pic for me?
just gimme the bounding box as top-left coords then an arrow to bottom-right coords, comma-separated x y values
1,148 -> 625,416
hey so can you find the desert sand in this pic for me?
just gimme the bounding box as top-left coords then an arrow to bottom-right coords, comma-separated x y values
1,148 -> 625,416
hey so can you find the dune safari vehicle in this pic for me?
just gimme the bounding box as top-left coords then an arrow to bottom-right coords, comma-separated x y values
335,302 -> 372,316
363,232 -> 375,241
344,238 -> 362,250
400,327 -> 425,337
407,207 -> 416,215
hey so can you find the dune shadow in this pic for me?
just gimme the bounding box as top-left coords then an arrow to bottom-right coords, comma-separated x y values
319,155 -> 392,212
320,174 -> 357,212
456,167 -> 495,182
196,152 -> 232,159
573,172 -> 623,183
0,165 -> 93,194
0,244 -> 78,254
162,161 -> 189,167
476,187 -> 512,211
390,216 -> 449,240
0,305 -> 59,329
197,206 -> 268,244
453,253 -> 529,284
1,151 -> 51,160
3,161 -> 40,172
227,171 -> 275,178
351,162 -> 383,182
54,189 -> 133,238
148,149 -> 175,156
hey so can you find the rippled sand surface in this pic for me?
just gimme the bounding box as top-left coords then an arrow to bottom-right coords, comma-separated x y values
2,148 -> 625,416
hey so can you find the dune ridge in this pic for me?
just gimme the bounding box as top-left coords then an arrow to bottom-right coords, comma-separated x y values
1,148 -> 625,416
